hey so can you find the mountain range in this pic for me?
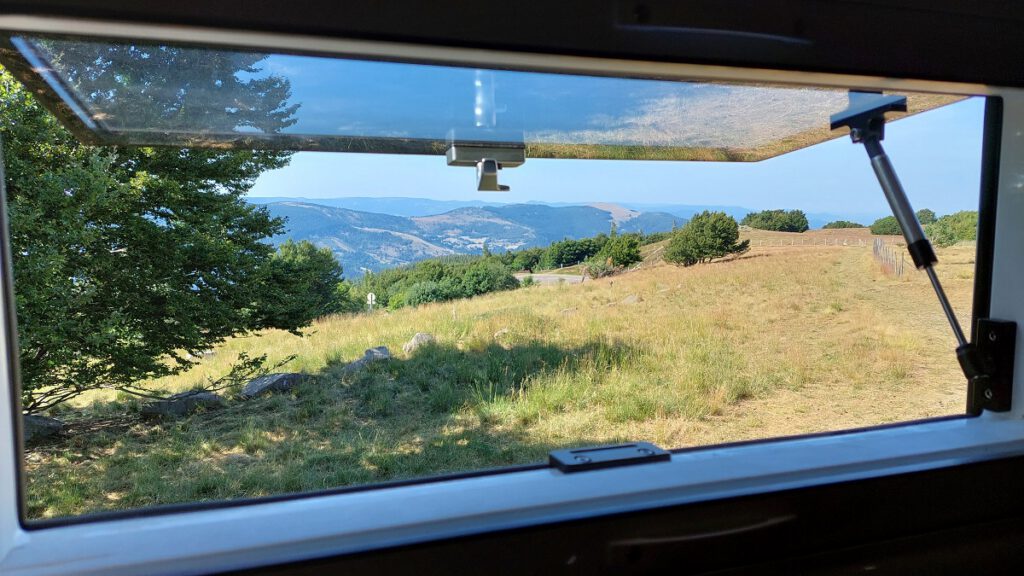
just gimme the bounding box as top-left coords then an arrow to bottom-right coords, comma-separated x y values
248,196 -> 876,230
260,201 -> 682,274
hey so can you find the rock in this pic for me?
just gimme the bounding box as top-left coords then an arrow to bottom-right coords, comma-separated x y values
141,391 -> 225,419
493,328 -> 510,339
341,346 -> 391,375
239,373 -> 306,399
620,293 -> 642,305
402,333 -> 435,355
23,414 -> 63,443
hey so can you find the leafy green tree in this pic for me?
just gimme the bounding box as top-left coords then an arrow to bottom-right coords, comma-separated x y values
403,279 -> 466,307
665,211 -> 750,266
1,62 -> 300,412
916,208 -> 937,225
257,240 -> 343,327
822,220 -> 864,229
332,281 -> 364,314
925,211 -> 978,247
597,233 -> 642,267
869,215 -> 902,235
461,260 -> 520,296
539,235 -> 607,269
511,248 -> 544,272
741,209 -> 809,232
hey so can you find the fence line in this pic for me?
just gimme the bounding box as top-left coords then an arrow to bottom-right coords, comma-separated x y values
753,237 -> 866,247
873,238 -> 907,278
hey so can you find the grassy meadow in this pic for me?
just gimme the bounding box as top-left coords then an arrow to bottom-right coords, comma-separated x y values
25,240 -> 975,519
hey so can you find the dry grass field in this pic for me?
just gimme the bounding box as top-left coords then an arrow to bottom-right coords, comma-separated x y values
25,239 -> 975,519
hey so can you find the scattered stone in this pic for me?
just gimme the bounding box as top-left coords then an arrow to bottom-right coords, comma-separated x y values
239,373 -> 307,400
493,328 -> 510,339
141,391 -> 225,419
23,414 -> 64,443
402,333 -> 435,355
341,346 -> 391,375
619,293 -> 642,305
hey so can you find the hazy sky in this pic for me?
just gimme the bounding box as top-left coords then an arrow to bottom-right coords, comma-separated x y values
249,96 -> 984,221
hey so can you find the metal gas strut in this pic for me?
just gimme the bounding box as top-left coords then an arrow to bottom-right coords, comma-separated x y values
831,93 -> 1015,414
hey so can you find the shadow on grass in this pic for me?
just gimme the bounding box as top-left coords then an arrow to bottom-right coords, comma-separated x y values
24,339 -> 638,519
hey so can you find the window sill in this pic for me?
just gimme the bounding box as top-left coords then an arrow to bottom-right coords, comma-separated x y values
3,414 -> 1024,575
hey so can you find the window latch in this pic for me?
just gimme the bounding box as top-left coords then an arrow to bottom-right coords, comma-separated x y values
549,442 -> 670,473
964,318 -> 1016,414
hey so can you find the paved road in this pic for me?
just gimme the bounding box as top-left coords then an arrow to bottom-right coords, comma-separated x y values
515,273 -> 585,285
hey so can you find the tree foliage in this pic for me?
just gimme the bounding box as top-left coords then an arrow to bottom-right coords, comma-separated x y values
822,220 -> 864,229
2,56 -> 303,412
741,209 -> 809,233
869,215 -> 902,236
924,211 -> 978,247
346,254 -> 519,311
257,240 -> 344,328
539,235 -> 608,269
664,211 -> 750,266
597,234 -> 642,268
915,208 -> 937,225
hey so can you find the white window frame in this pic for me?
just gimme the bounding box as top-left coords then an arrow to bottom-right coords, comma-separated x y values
1,15 -> 1022,576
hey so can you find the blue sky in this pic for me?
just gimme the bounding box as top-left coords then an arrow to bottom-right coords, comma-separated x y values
249,96 -> 984,222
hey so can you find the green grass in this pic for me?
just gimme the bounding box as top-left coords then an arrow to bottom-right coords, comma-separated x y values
24,244 -> 975,519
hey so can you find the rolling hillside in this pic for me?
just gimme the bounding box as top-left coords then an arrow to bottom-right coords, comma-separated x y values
264,201 -> 681,273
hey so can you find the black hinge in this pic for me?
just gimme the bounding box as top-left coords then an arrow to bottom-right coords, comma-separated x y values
549,442 -> 670,473
966,319 -> 1016,415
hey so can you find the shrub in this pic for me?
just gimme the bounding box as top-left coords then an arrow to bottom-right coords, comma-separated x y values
665,211 -> 750,266
461,260 -> 520,296
925,211 -> 978,247
583,257 -> 617,279
640,231 -> 672,245
597,233 -> 642,267
822,220 -> 864,229
869,215 -> 902,236
916,208 -> 937,225
741,209 -> 809,232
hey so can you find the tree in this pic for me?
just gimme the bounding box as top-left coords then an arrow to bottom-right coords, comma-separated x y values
916,208 -> 937,225
741,209 -> 809,232
664,211 -> 749,266
822,220 -> 864,229
2,58 -> 302,412
869,215 -> 902,235
461,260 -> 519,296
257,241 -> 344,327
925,211 -> 978,247
597,233 -> 642,267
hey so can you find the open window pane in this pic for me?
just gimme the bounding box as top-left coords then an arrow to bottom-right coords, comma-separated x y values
1,34 -> 982,521
6,35 -> 958,160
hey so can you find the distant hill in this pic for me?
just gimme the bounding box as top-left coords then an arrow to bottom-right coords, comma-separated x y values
261,201 -> 681,274
248,196 -> 501,217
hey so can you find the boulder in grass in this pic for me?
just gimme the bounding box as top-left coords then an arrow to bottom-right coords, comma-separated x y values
402,333 -> 435,355
23,414 -> 64,443
239,373 -> 307,400
141,391 -> 225,419
341,346 -> 391,375
619,293 -> 642,305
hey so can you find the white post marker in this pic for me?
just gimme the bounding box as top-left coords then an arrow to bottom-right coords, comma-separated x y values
367,292 -> 376,312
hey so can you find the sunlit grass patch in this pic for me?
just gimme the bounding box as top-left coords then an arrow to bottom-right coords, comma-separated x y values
25,244 -> 972,518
